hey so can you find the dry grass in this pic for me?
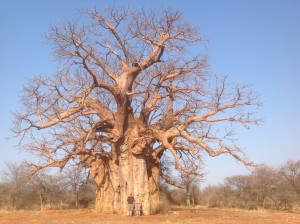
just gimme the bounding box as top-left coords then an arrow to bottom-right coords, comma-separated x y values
0,207 -> 299,224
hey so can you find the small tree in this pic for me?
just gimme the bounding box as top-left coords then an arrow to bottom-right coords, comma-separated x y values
177,160 -> 202,206
223,175 -> 254,209
252,165 -> 278,209
200,185 -> 224,207
30,173 -> 50,210
63,166 -> 88,208
280,160 -> 300,201
13,7 -> 261,214
29,170 -> 66,210
1,162 -> 30,209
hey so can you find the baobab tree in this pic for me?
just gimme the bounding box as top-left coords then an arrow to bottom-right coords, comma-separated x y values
13,7 -> 261,214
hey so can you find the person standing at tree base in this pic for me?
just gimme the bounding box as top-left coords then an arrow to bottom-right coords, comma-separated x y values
134,194 -> 142,216
127,194 -> 134,216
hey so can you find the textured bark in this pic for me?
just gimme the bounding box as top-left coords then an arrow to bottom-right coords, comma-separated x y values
147,157 -> 161,214
92,125 -> 160,215
92,157 -> 118,213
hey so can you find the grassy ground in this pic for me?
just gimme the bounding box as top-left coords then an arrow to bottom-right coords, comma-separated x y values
0,206 -> 300,224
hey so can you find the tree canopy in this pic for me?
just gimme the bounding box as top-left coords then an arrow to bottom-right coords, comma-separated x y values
12,7 -> 261,214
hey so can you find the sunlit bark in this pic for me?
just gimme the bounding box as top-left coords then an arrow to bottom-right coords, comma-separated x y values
12,7 -> 261,214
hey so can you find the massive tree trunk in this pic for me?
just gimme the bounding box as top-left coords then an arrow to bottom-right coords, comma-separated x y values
118,148 -> 160,215
92,149 -> 160,215
91,124 -> 160,215
93,70 -> 161,215
91,156 -> 119,213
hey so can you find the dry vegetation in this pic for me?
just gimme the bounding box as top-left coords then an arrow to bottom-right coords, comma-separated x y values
12,6 -> 262,214
0,207 -> 300,224
1,161 -> 300,212
4,5 -> 300,218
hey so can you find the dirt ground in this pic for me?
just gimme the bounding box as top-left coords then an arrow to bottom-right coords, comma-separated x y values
0,207 -> 300,224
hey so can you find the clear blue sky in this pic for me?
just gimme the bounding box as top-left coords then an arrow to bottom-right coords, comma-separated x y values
1,0 -> 300,186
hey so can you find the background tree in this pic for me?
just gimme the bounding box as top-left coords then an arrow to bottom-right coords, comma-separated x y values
1,162 -> 30,209
30,171 -> 66,210
12,7 -> 261,214
63,166 -> 88,208
175,159 -> 203,206
252,165 -> 278,209
198,162 -> 300,210
30,172 -> 51,211
280,160 -> 300,201
199,185 -> 225,207
0,162 -> 95,210
223,175 -> 254,209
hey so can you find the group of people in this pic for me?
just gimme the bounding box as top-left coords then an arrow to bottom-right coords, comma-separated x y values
127,194 -> 142,216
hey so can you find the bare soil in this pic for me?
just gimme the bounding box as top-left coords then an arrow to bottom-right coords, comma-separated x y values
0,207 -> 299,224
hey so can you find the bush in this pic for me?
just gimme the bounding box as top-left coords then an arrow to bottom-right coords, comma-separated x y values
158,194 -> 171,214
